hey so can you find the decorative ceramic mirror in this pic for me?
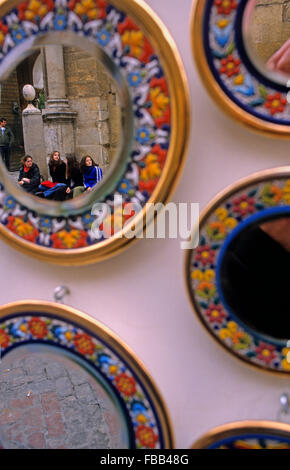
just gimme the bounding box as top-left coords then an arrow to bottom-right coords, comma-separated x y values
191,421 -> 290,449
0,300 -> 173,449
185,167 -> 290,374
0,0 -> 189,264
191,0 -> 290,136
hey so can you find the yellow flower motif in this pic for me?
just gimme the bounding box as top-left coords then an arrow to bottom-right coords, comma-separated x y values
204,269 -> 215,281
191,269 -> 204,281
25,0 -> 48,20
215,207 -> 228,221
234,74 -> 244,85
149,87 -> 169,119
0,31 -> 5,45
224,217 -> 238,229
196,281 -> 216,299
20,324 -> 28,333
65,331 -> 74,341
74,0 -> 98,19
281,347 -> 290,371
140,154 -> 162,181
136,414 -> 148,424
191,269 -> 215,282
219,321 -> 251,350
282,180 -> 290,204
109,365 -> 118,375
58,230 -> 81,249
217,19 -> 229,28
13,218 -> 34,237
121,30 -> 144,58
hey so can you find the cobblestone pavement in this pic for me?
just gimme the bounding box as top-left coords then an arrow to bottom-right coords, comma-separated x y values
0,353 -> 125,449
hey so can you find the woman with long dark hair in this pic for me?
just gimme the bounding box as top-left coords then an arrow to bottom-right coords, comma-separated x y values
37,150 -> 68,200
64,154 -> 83,198
74,155 -> 103,197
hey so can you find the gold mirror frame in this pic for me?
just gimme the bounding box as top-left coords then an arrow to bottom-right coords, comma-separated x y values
191,0 -> 290,138
0,300 -> 174,449
191,421 -> 290,449
185,166 -> 290,375
0,0 -> 189,265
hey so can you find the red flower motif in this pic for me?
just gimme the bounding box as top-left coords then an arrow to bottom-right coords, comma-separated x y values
28,318 -> 47,339
0,328 -> 10,348
136,425 -> 158,448
115,373 -> 137,397
205,304 -> 226,324
255,343 -> 276,364
232,195 -> 255,216
151,145 -> 167,168
123,202 -> 136,222
214,0 -> 237,15
195,245 -> 215,266
147,77 -> 170,128
264,93 -> 287,115
139,179 -> 158,194
220,55 -> 241,78
74,333 -> 95,355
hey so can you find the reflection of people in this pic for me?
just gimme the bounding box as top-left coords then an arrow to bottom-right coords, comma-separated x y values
220,218 -> 290,339
64,154 -> 83,198
267,39 -> 290,76
0,117 -> 14,171
74,156 -> 103,197
37,150 -> 67,200
18,155 -> 40,193
49,151 -> 67,184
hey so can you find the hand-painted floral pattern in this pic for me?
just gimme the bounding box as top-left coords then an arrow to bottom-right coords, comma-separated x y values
190,177 -> 290,372
0,312 -> 163,449
207,0 -> 290,122
0,0 -> 171,250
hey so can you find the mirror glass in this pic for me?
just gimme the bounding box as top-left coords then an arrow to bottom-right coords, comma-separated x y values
0,343 -> 130,449
0,31 -> 131,216
219,214 -> 290,341
243,0 -> 290,85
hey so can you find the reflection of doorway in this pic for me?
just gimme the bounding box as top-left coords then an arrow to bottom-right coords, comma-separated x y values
0,51 -> 40,171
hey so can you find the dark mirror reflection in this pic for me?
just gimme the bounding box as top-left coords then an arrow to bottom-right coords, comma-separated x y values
0,44 -> 122,201
244,0 -> 290,84
220,215 -> 290,340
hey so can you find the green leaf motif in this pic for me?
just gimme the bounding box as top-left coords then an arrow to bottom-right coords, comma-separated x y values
226,43 -> 235,56
258,85 -> 268,99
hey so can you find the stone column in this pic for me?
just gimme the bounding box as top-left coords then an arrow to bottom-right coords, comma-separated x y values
22,86 -> 48,179
42,45 -> 77,159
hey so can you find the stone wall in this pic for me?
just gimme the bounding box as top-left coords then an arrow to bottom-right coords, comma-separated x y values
0,71 -> 23,171
63,47 -> 122,170
249,0 -> 290,62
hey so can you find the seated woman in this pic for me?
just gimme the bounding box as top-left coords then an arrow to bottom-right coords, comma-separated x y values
64,154 -> 83,198
37,150 -> 68,200
18,155 -> 40,193
74,155 -> 103,197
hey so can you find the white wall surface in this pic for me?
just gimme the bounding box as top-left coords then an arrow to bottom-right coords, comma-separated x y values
1,0 -> 290,449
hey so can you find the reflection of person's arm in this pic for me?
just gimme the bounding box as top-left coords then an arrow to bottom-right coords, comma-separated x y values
267,38 -> 290,75
8,128 -> 14,145
260,218 -> 290,252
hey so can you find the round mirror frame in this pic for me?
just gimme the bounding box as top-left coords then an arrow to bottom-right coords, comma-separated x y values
191,420 -> 290,449
0,0 -> 189,265
0,300 -> 174,449
191,0 -> 290,138
185,166 -> 290,375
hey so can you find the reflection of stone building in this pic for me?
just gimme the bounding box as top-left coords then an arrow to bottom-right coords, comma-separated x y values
0,45 -> 122,173
250,0 -> 290,62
